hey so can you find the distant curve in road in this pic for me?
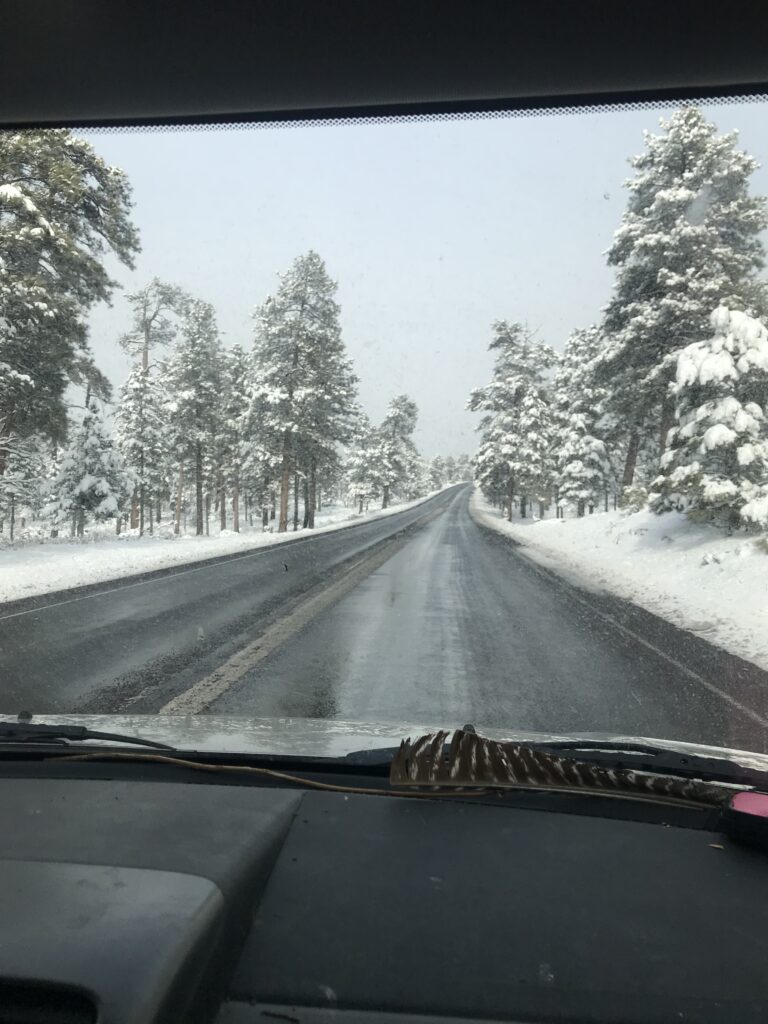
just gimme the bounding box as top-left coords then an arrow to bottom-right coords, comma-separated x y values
209,488 -> 768,752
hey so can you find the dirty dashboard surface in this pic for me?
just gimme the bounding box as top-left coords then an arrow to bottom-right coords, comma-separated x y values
0,773 -> 766,1024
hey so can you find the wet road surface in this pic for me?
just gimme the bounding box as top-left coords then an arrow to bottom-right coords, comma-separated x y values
2,484 -> 768,750
210,488 -> 768,751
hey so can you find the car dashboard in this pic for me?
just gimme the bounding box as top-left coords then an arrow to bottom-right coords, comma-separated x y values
1,767 -> 767,1024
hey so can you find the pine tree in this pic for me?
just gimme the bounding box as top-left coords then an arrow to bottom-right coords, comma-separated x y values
218,344 -> 251,533
251,251 -> 358,531
370,396 -> 421,509
553,327 -> 611,515
345,412 -> 378,513
429,455 -> 446,490
468,322 -> 555,519
649,305 -> 768,528
595,107 -> 767,490
0,129 -> 139,472
45,399 -> 131,536
165,300 -> 225,536
115,364 -> 170,534
455,454 -> 472,481
116,279 -> 187,532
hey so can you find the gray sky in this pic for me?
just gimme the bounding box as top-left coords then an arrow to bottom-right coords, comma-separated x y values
84,98 -> 768,458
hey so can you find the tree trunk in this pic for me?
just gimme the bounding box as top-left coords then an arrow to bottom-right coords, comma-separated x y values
139,451 -> 145,535
76,508 -> 85,538
316,487 -> 321,512
577,499 -> 585,517
115,516 -> 121,535
520,495 -> 527,518
148,501 -> 154,535
538,500 -> 544,519
195,442 -> 204,536
604,488 -> 609,513
659,398 -> 675,458
278,432 -> 291,533
621,431 -> 640,493
174,465 -> 184,535
262,506 -> 269,529
270,493 -> 276,520
9,493 -> 15,543
220,478 -> 227,532
205,492 -> 210,536
233,480 -> 240,533
130,493 -> 139,530
302,477 -> 310,528
382,484 -> 390,509
358,495 -> 364,515
156,498 -> 162,524
307,458 -> 317,528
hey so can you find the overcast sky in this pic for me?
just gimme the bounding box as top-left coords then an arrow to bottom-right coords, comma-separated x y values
84,98 -> 768,458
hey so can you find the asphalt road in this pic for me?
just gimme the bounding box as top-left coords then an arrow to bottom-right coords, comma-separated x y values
2,484 -> 768,750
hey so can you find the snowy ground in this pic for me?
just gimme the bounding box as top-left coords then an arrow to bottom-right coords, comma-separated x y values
470,489 -> 768,672
0,494 -> 441,605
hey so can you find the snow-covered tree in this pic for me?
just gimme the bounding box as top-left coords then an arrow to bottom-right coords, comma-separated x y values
217,344 -> 250,532
0,130 -> 139,472
45,400 -> 131,536
429,455 -> 446,490
165,300 -> 225,535
649,306 -> 768,528
370,395 -> 421,508
469,322 -> 555,518
553,326 -> 611,515
115,364 -> 170,534
115,279 -> 187,532
250,251 -> 358,531
119,279 -> 188,371
595,107 -> 767,490
455,453 -> 472,481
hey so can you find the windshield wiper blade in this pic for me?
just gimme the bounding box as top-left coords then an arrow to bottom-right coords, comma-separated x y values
0,722 -> 174,751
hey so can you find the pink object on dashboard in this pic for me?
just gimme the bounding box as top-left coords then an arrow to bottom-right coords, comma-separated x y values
731,792 -> 768,817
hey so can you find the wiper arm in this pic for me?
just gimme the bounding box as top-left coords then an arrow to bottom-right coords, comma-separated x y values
531,738 -> 768,788
0,721 -> 174,751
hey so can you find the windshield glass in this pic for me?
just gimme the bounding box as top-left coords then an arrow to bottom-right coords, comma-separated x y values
1,99 -> 768,757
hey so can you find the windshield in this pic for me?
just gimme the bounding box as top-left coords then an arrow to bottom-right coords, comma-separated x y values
1,99 -> 767,758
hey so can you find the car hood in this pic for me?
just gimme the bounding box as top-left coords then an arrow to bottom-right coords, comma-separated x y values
3,712 -> 768,771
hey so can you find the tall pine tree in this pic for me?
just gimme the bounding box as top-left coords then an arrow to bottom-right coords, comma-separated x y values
0,130 -> 139,472
250,252 -> 358,531
595,107 -> 767,491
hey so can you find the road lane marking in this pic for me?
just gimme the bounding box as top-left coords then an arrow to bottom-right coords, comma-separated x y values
158,534 -> 413,714
470,511 -> 768,730
0,493 -> 456,624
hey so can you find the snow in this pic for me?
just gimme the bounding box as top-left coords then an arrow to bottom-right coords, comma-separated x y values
0,492 -> 446,605
470,489 -> 768,672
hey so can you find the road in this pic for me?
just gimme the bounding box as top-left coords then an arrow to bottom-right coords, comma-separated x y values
1,484 -> 768,751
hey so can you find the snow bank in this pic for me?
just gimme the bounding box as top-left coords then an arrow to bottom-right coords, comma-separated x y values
470,489 -> 768,672
0,493 -> 442,605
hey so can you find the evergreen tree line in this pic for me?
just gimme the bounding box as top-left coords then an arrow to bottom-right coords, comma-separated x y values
471,107 -> 768,530
0,132 -> 466,541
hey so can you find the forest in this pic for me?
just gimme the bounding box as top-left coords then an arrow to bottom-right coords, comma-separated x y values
471,107 -> 768,532
0,130 -> 469,542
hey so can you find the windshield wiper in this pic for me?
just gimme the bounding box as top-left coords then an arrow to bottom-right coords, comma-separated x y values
0,722 -> 174,751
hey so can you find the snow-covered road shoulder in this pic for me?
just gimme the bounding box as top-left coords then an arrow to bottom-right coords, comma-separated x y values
0,492 -> 449,606
470,489 -> 768,672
